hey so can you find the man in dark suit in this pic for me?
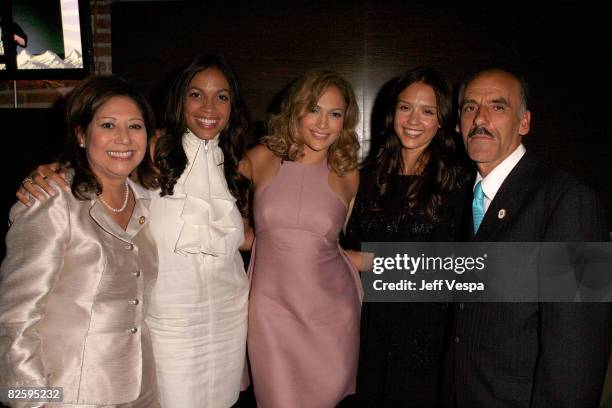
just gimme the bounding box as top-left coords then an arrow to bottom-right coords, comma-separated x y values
448,69 -> 610,407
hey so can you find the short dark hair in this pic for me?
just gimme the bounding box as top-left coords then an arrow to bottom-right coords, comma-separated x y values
64,75 -> 157,199
458,68 -> 529,114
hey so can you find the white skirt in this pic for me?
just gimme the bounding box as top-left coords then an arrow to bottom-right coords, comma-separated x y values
146,193 -> 249,408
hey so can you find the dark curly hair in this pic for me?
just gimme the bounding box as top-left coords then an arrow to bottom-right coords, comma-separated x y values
373,66 -> 463,222
154,55 -> 250,216
64,75 -> 158,200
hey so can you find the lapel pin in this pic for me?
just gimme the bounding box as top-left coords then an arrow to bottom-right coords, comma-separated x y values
498,209 -> 506,219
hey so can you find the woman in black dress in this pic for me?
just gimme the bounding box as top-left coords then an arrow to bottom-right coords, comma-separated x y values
345,67 -> 468,407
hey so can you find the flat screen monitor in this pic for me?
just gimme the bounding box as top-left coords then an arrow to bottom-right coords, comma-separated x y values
0,0 -> 92,79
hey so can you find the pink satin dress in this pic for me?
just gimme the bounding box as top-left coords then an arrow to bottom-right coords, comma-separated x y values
248,159 -> 362,408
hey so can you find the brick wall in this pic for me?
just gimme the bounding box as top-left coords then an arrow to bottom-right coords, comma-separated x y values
0,0 -> 115,108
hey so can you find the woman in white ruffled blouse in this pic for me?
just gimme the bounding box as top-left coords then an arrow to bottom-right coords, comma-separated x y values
147,55 -> 252,408
16,55 -> 253,408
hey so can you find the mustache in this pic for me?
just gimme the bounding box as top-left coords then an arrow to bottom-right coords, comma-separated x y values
468,126 -> 494,138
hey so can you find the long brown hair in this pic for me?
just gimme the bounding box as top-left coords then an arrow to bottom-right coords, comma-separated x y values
154,55 -> 250,216
373,66 -> 462,221
262,69 -> 359,175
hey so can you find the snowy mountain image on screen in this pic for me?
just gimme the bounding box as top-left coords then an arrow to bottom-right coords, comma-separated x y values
17,49 -> 83,69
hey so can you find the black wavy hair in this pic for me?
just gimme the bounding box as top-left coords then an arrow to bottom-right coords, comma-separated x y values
154,55 -> 250,216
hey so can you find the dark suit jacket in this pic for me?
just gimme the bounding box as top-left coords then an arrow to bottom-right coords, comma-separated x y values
448,151 -> 611,408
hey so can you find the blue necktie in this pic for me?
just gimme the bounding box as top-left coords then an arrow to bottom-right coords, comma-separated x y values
472,181 -> 485,234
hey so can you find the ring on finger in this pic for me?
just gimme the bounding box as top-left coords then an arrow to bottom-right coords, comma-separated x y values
22,177 -> 34,185
42,175 -> 49,180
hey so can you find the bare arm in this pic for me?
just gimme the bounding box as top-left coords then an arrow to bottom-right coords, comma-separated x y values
239,217 -> 254,251
238,145 -> 281,248
339,169 -> 374,272
343,195 -> 364,271
336,169 -> 374,271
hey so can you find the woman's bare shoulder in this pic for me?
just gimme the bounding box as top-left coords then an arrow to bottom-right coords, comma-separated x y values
247,144 -> 278,161
337,168 -> 360,194
247,144 -> 281,171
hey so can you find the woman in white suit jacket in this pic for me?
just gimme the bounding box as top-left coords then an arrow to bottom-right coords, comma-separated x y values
0,76 -> 161,407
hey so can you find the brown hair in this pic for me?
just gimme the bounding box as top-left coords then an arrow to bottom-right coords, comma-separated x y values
64,75 -> 158,200
373,66 -> 463,221
262,69 -> 359,175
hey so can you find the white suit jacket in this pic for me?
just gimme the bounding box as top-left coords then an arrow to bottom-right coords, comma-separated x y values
0,177 -> 157,406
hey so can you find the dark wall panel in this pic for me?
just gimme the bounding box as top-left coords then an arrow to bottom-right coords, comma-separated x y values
1,108 -> 65,258
111,1 -> 612,225
112,1 -> 367,126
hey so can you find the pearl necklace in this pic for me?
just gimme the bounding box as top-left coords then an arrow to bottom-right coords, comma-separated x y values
98,179 -> 130,213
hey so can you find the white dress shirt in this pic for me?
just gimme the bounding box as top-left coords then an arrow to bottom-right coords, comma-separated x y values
474,144 -> 526,214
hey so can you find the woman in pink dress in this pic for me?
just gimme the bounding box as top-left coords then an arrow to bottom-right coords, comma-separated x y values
242,69 -> 363,407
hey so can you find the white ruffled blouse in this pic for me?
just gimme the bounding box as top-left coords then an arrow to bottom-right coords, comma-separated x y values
170,129 -> 242,257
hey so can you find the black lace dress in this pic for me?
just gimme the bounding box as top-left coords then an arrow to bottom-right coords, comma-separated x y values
344,168 -> 468,407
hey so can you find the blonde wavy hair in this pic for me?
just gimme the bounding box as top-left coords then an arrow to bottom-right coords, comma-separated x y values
262,69 -> 360,175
